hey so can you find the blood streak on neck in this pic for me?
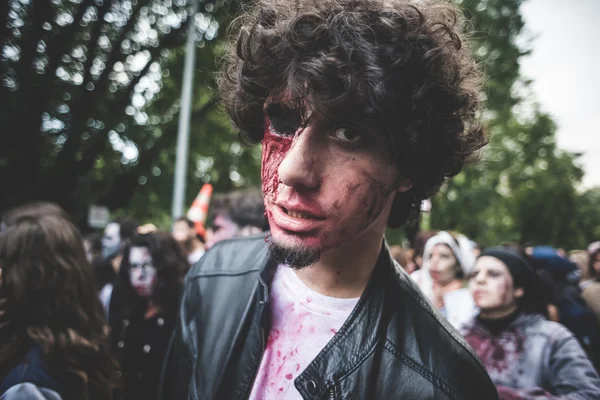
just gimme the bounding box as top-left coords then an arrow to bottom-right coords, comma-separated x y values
261,117 -> 293,212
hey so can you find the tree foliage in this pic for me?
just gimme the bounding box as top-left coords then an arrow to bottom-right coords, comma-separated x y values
1,0 -> 598,248
0,0 -> 242,228
427,0 -> 597,250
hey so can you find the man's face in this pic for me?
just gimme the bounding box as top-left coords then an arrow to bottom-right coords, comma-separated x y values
128,246 -> 156,298
205,214 -> 240,250
261,101 -> 407,264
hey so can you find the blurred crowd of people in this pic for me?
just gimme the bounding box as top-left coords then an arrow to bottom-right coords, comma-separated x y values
391,231 -> 600,397
1,195 -> 599,399
0,189 -> 268,400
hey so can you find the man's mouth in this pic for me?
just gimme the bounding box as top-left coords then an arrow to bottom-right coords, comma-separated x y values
270,203 -> 326,234
282,207 -> 314,220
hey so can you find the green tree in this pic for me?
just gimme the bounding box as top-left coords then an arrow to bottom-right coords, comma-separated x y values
428,0 -> 595,249
0,0 -> 240,227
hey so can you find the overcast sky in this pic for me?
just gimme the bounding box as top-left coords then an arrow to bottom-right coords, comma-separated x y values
520,0 -> 600,188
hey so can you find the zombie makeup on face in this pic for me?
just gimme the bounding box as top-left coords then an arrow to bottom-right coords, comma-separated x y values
469,256 -> 519,318
260,97 -> 402,262
428,244 -> 459,286
261,102 -> 301,205
102,222 -> 121,259
129,246 -> 157,298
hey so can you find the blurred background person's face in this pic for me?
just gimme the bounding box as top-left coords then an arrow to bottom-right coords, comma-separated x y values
128,246 -> 156,298
102,222 -> 121,259
428,244 -> 458,285
205,214 -> 239,250
469,256 -> 522,317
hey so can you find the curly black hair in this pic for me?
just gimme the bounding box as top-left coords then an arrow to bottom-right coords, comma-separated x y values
219,0 -> 486,227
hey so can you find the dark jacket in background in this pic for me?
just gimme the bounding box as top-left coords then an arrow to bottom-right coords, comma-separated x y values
161,235 -> 498,400
110,285 -> 176,400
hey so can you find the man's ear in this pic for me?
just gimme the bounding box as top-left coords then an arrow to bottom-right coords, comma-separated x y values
514,287 -> 525,299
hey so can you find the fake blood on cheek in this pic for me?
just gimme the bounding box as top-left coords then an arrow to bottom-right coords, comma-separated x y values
261,118 -> 293,205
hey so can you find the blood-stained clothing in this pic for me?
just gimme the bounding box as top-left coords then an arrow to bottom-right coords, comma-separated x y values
461,312 -> 600,399
249,264 -> 359,399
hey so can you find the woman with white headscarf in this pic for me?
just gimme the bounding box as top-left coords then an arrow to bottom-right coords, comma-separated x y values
411,231 -> 477,328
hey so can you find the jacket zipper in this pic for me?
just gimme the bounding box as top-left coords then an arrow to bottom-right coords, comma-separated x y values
328,386 -> 336,400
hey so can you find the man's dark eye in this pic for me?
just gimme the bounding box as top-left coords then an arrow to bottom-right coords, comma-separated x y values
265,103 -> 301,135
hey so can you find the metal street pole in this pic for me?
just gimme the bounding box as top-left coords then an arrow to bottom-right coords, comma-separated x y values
171,0 -> 199,220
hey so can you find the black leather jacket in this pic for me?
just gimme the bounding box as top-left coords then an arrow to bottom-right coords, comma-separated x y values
161,235 -> 498,399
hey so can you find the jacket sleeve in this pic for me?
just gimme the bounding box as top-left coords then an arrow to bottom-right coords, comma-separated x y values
0,383 -> 62,400
499,326 -> 600,400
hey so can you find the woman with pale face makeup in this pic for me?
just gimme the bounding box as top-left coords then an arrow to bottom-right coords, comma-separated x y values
462,248 -> 600,399
109,231 -> 187,400
412,231 -> 476,328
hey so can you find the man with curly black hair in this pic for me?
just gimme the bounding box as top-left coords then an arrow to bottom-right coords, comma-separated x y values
162,1 -> 498,398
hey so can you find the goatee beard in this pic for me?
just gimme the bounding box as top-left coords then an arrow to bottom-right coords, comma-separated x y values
268,242 -> 320,270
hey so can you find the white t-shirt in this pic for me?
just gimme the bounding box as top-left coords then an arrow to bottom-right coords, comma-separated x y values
249,264 -> 359,399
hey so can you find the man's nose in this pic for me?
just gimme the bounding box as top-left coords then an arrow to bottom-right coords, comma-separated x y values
278,126 -> 321,190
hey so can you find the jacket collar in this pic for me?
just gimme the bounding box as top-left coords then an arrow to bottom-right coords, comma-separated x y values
468,312 -> 546,336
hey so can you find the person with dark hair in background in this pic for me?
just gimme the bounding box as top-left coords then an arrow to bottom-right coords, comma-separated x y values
462,248 -> 600,399
0,214 -> 114,400
162,0 -> 498,399
172,216 -> 206,265
204,188 -> 268,250
110,230 -> 187,400
99,218 -> 139,316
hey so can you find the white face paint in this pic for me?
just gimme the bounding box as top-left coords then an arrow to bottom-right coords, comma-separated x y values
102,222 -> 122,259
103,223 -> 121,247
128,246 -> 156,298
